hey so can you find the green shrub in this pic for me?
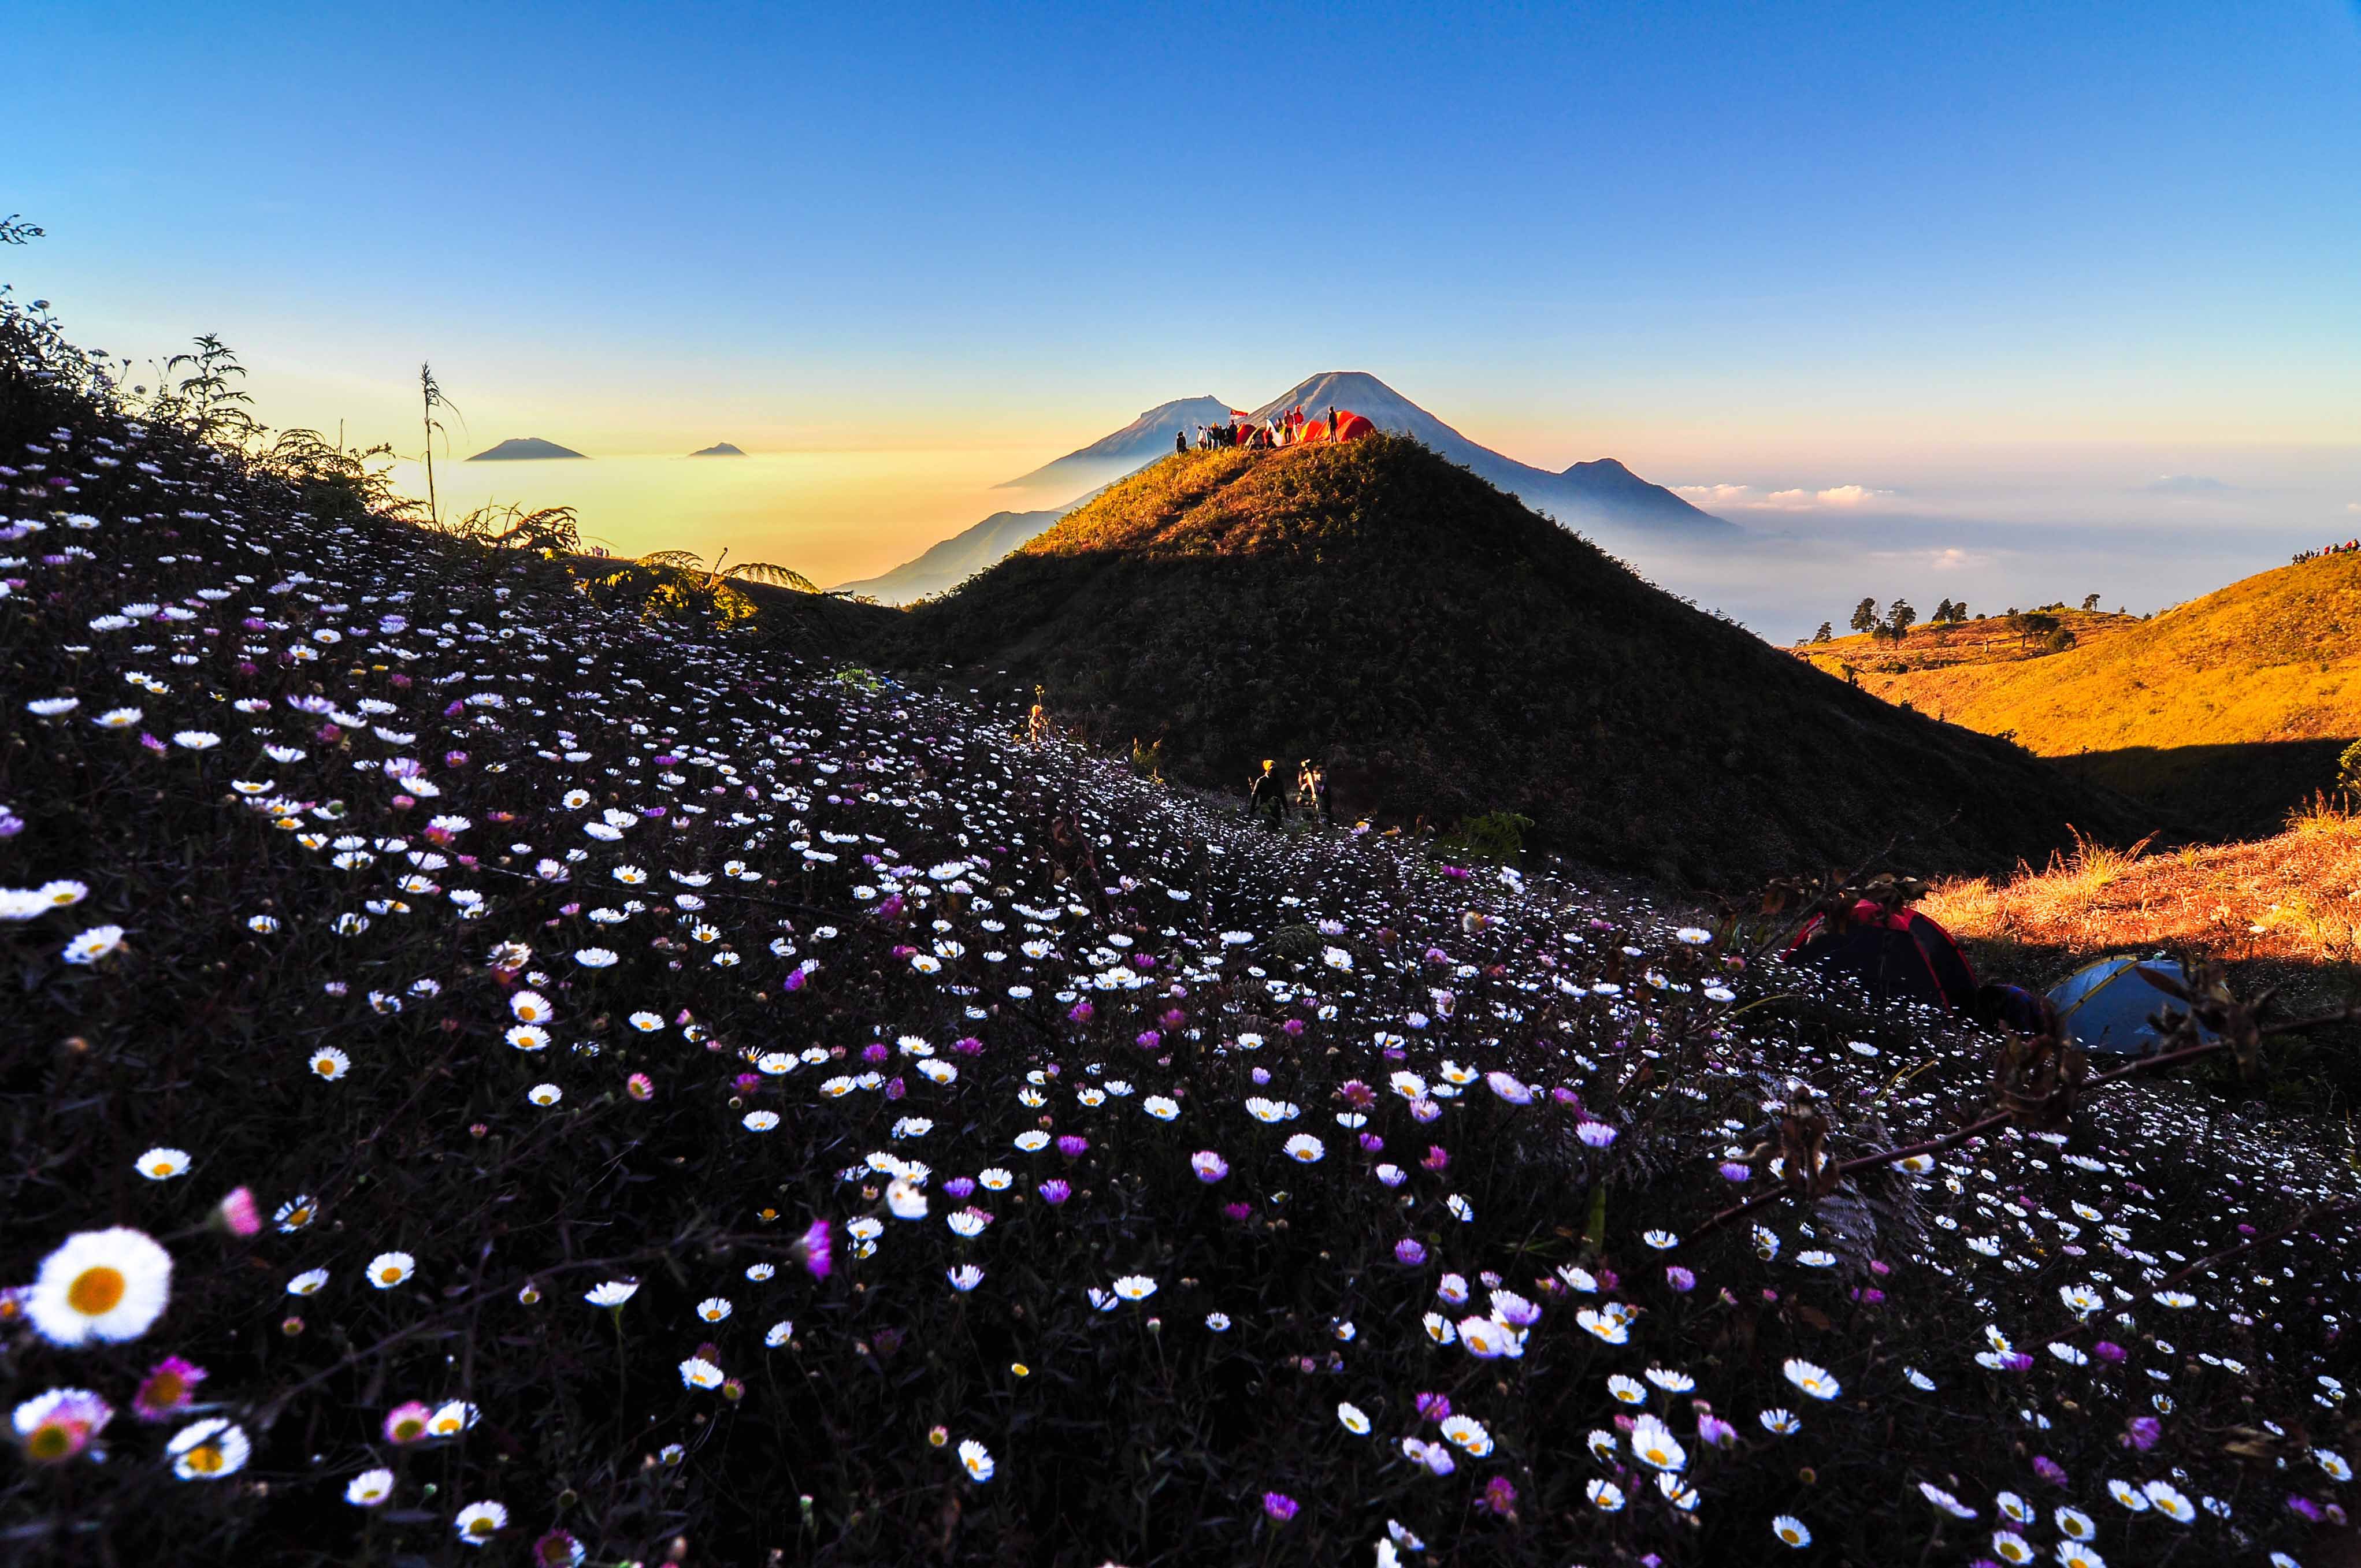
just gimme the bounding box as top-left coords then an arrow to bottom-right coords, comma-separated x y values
1441,809 -> 1534,864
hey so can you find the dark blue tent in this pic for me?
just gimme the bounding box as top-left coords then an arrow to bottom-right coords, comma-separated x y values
2047,957 -> 2217,1056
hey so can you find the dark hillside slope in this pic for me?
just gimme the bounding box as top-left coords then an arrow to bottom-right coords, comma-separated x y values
904,438 -> 2145,885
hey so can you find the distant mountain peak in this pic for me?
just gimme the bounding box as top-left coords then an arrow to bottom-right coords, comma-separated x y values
469,437 -> 586,461
994,396 -> 1234,493
690,441 -> 745,457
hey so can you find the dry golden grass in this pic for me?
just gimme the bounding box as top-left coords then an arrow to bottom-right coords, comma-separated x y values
1925,802 -> 2361,974
1806,558 -> 2361,760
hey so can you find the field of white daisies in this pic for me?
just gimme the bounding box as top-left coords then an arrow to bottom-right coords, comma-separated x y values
3,289 -> 2357,1568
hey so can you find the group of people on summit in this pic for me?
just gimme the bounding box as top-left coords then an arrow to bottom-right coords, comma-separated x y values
1179,406 -> 1341,454
2293,538 -> 2361,564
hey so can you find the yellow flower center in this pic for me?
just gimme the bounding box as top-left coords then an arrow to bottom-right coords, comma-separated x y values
67,1265 -> 126,1316
185,1443 -> 225,1474
467,1518 -> 495,1537
392,1419 -> 424,1440
380,1267 -> 402,1283
147,1372 -> 186,1406
151,1161 -> 174,1176
25,1423 -> 75,1462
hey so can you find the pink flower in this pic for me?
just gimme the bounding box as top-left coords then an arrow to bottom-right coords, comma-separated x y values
798,1220 -> 833,1280
214,1186 -> 262,1236
132,1357 -> 206,1421
384,1401 -> 433,1444
1190,1151 -> 1228,1183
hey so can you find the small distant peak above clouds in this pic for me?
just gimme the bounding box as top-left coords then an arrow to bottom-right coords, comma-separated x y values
469,436 -> 586,461
2141,474 -> 2232,494
1674,482 -> 1896,511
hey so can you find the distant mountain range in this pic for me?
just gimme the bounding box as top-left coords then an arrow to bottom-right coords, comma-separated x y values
469,437 -> 586,460
835,506 -> 1075,603
996,396 -> 1234,497
844,372 -> 1731,602
690,442 -> 745,457
1243,373 -> 1725,534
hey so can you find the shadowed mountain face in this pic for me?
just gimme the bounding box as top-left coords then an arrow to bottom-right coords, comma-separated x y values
900,437 -> 2141,887
468,436 -> 586,460
834,506 -> 1073,603
689,441 -> 745,456
996,395 -> 1234,497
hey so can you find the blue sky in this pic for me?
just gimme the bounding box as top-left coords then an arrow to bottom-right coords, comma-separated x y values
8,2 -> 2359,617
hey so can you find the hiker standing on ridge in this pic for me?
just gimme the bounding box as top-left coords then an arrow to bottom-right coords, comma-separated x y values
1308,763 -> 1334,827
1175,429 -> 1187,455
1248,759 -> 1284,827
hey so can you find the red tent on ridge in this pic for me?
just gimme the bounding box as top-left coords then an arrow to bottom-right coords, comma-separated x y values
1331,410 -> 1376,442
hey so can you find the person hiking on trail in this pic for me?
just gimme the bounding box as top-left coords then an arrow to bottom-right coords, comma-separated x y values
1175,429 -> 1187,455
1327,405 -> 1336,438
1295,759 -> 1316,812
1309,763 -> 1334,826
1027,685 -> 1050,746
1248,759 -> 1285,827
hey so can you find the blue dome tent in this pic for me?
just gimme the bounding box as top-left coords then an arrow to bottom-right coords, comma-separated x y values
2046,957 -> 2218,1056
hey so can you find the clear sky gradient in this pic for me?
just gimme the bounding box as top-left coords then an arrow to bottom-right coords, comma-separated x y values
9,2 -> 2359,626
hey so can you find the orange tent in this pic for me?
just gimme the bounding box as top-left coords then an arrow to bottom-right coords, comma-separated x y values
1299,419 -> 1330,444
1332,410 -> 1376,442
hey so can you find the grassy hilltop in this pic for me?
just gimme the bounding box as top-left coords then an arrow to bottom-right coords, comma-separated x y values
904,437 -> 2144,887
1808,561 -> 2361,835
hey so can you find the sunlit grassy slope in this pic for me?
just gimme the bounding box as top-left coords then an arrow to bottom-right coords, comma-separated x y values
1804,559 -> 2361,834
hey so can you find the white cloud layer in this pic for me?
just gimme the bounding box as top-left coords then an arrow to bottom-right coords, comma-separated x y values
1675,482 -> 1898,511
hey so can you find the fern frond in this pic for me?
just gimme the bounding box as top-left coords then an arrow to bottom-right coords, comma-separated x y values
724,561 -> 818,592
